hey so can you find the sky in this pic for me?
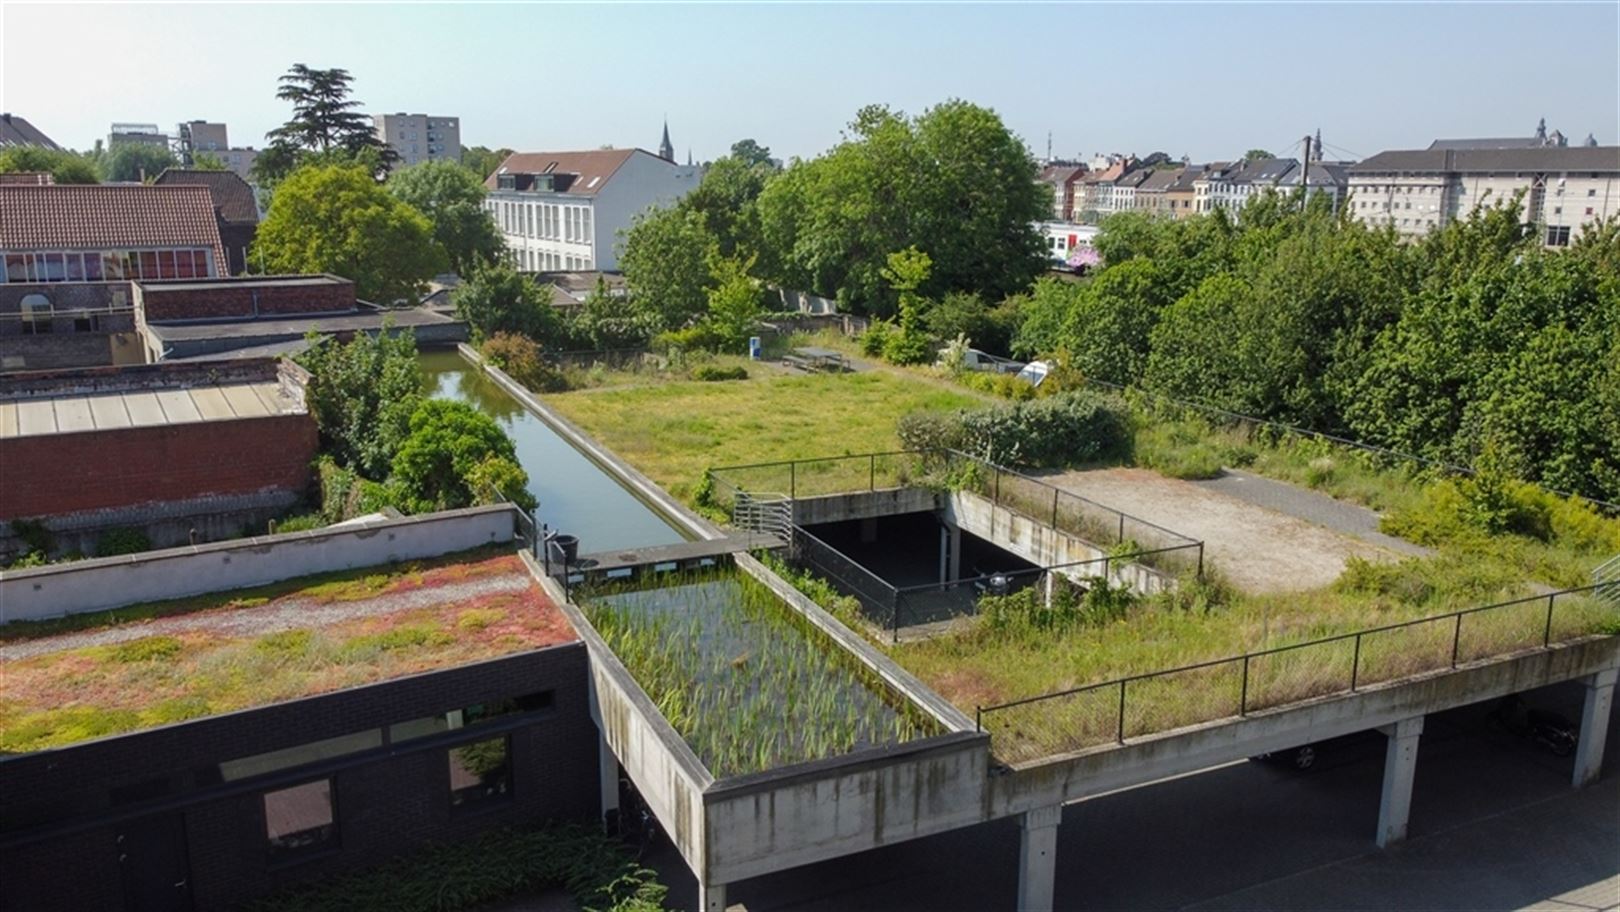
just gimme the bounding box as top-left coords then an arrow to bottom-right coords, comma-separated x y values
2,2 -> 1617,164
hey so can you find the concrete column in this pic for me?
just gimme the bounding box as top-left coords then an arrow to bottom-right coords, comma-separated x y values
598,731 -> 620,826
699,880 -> 727,912
948,525 -> 962,583
1043,571 -> 1055,610
939,524 -> 949,585
1376,715 -> 1424,848
1016,804 -> 1063,912
1574,667 -> 1617,788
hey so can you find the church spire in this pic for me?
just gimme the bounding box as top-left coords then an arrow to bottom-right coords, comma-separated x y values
658,118 -> 675,162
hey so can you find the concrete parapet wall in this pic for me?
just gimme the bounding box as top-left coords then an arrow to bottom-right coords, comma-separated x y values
0,505 -> 518,623
791,488 -> 941,526
947,490 -> 1174,595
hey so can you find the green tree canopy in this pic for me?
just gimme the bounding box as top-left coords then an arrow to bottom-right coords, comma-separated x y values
100,143 -> 177,183
461,146 -> 513,180
0,146 -> 98,184
756,100 -> 1047,315
451,261 -> 564,343
728,138 -> 775,168
257,64 -> 394,186
391,400 -> 533,512
189,152 -> 231,172
254,164 -> 446,303
703,255 -> 765,352
1242,148 -> 1274,161
619,206 -> 718,332
295,326 -> 423,479
387,160 -> 504,275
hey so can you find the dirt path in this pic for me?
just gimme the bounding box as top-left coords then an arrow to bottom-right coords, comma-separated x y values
0,574 -> 536,662
1045,467 -> 1404,594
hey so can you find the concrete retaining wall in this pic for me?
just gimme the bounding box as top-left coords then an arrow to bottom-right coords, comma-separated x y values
0,505 -> 518,623
947,491 -> 1174,596
791,488 -> 941,526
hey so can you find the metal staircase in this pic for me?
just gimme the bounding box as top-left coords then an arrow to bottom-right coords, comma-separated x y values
1595,553 -> 1620,608
734,491 -> 792,549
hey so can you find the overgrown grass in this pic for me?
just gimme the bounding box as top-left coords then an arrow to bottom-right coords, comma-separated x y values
0,546 -> 509,643
578,569 -> 938,778
0,555 -> 574,752
245,822 -> 666,912
545,370 -> 979,504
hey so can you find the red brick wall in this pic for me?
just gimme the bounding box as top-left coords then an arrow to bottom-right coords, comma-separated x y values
0,414 -> 317,519
139,280 -> 355,322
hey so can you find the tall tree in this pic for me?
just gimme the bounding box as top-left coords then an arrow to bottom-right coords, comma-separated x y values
387,160 -> 504,275
295,326 -> 423,479
461,145 -> 514,180
258,64 -> 394,186
253,164 -> 446,304
1242,148 -> 1274,161
100,143 -> 177,183
0,146 -> 98,184
451,261 -> 565,343
619,206 -> 718,331
190,152 -> 231,172
729,138 -> 775,168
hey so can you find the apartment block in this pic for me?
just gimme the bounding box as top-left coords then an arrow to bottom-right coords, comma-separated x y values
373,113 -> 461,168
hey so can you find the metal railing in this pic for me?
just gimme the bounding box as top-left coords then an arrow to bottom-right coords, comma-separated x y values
975,583 -> 1617,765
789,524 -> 901,631
1595,554 -> 1620,608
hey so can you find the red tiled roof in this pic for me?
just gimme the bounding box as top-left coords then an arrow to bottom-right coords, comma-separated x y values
0,184 -> 227,271
484,148 -> 640,195
153,169 -> 259,225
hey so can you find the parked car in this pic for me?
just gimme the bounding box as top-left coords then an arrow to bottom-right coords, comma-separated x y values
937,347 -> 1024,374
1016,360 -> 1051,387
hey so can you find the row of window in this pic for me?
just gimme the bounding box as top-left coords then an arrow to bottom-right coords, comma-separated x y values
490,199 -> 594,245
265,735 -> 512,861
513,247 -> 592,273
2,249 -> 215,284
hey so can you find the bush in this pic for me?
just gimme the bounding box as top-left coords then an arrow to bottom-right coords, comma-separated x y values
656,323 -> 723,354
859,320 -> 894,356
979,576 -> 1136,632
900,392 -> 1129,469
1131,419 -> 1226,480
896,410 -> 965,453
482,332 -> 568,393
881,326 -> 934,365
692,364 -> 748,381
958,370 -> 1038,401
274,513 -> 325,533
94,527 -> 151,558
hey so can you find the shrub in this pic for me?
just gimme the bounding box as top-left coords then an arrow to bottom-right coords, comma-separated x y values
900,392 -> 1129,469
656,323 -> 723,354
9,518 -> 53,556
958,370 -> 1038,401
112,635 -> 184,663
881,326 -> 933,365
859,320 -> 894,356
274,513 -> 325,533
482,332 -> 568,393
896,410 -> 965,453
692,364 -> 748,381
95,527 -> 151,558
979,576 -> 1136,632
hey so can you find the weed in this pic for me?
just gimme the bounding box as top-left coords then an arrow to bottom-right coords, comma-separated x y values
111,635 -> 183,663
255,629 -> 315,660
456,607 -> 507,631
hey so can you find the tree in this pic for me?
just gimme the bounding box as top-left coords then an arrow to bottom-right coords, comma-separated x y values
461,145 -> 514,180
682,156 -> 771,262
295,326 -> 423,479
1242,148 -> 1274,161
190,152 -> 230,172
100,143 -> 177,182
878,246 -> 935,364
254,164 -> 446,303
452,261 -> 563,343
756,100 -> 1047,315
387,160 -> 504,275
729,139 -> 774,168
703,255 -> 765,352
0,146 -> 98,184
619,206 -> 717,331
391,400 -> 533,512
257,64 -> 394,186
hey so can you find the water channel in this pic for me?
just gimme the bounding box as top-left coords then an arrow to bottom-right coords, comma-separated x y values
418,349 -> 688,554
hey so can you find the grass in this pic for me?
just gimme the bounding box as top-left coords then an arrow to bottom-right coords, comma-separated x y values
545,369 -> 979,504
0,554 -> 574,753
578,569 -> 938,778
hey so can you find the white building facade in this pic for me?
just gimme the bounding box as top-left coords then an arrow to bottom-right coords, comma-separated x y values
483,148 -> 700,273
1348,146 -> 1620,245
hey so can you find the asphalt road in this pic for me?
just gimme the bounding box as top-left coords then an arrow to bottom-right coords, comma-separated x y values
645,680 -> 1619,911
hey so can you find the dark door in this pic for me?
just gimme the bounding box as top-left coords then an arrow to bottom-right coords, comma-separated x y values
117,813 -> 193,912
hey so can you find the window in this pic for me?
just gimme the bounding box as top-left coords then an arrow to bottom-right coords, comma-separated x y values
66,254 -> 84,282
264,779 -> 337,860
21,293 -> 51,334
448,737 -> 510,808
1589,189 -> 1597,197
221,729 -> 383,781
1587,207 -> 1595,216
1546,225 -> 1571,246
84,255 -> 103,281
1553,207 -> 1562,215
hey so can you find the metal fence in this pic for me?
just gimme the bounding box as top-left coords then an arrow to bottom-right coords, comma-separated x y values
789,524 -> 901,631
976,583 -> 1617,765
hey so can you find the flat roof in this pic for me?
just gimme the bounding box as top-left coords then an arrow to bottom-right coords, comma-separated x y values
0,380 -> 297,438
143,307 -> 453,341
0,552 -> 576,752
139,275 -> 346,292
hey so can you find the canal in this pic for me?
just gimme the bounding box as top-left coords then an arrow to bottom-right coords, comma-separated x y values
418,350 -> 688,554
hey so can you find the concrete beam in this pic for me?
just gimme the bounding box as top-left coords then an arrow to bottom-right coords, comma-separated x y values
1574,667 -> 1617,788
1017,804 -> 1063,912
699,880 -> 726,912
1376,715 -> 1423,848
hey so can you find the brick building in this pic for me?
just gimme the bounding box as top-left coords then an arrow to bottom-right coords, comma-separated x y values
0,358 -> 318,555
0,184 -> 227,283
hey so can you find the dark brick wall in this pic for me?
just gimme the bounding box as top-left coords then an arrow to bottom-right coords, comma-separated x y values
0,644 -> 600,912
0,413 -> 317,519
218,224 -> 257,277
138,278 -> 355,322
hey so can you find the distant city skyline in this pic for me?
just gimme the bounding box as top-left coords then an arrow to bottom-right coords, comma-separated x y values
2,2 -> 1616,164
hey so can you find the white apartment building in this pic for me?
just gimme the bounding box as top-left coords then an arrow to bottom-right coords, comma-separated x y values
373,113 -> 461,168
1348,146 -> 1620,244
483,148 -> 700,273
1110,170 -> 1152,213
1209,158 -> 1298,216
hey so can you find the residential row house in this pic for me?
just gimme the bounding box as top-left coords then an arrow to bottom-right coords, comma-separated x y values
1038,164 -> 1086,221
1347,144 -> 1619,246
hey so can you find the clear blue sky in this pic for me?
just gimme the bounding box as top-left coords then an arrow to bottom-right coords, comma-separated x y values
3,2 -> 1616,162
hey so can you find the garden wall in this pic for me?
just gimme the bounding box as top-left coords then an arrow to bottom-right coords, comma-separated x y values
0,505 -> 519,623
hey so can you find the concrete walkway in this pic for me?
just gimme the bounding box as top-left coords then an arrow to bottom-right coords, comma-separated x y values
1192,468 -> 1431,558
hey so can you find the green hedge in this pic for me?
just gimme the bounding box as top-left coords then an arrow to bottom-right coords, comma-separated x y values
898,391 -> 1130,469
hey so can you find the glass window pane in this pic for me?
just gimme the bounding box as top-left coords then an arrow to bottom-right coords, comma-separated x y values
84,255 -> 103,280
66,254 -> 85,281
138,251 -> 158,279
158,251 -> 177,279
4,254 -> 26,283
221,729 -> 382,781
176,250 -> 196,279
42,253 -> 66,282
448,737 -> 510,807
264,779 -> 336,858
